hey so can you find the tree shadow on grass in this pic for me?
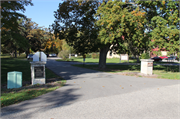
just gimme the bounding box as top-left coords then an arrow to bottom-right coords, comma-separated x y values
153,65 -> 179,72
75,64 -> 179,73
1,86 -> 81,118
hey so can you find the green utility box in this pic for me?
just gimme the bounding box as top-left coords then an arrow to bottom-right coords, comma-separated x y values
7,71 -> 22,89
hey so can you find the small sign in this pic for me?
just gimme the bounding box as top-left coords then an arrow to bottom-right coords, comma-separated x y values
121,54 -> 128,60
83,55 -> 86,59
148,62 -> 153,67
34,66 -> 44,78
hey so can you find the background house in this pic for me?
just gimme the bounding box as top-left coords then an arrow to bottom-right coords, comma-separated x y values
150,47 -> 168,58
107,50 -> 120,58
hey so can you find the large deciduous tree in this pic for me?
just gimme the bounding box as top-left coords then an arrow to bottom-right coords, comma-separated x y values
136,0 -> 179,56
53,0 -> 100,55
1,1 -> 33,57
1,1 -> 33,32
96,0 -> 148,65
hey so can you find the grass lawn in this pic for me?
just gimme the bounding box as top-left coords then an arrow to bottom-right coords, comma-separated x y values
72,64 -> 180,80
57,57 -> 180,64
1,54 -> 66,107
57,57 -> 137,63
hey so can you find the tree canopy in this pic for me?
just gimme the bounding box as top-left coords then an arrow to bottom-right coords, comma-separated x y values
53,0 -> 100,55
1,1 -> 33,33
95,0 -> 149,63
1,1 -> 33,57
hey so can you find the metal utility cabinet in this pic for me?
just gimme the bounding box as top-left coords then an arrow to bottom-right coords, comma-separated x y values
7,71 -> 22,89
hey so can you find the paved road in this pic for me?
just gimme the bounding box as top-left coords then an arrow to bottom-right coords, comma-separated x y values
1,58 -> 180,119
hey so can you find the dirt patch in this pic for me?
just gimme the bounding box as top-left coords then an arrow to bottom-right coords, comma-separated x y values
113,72 -> 158,78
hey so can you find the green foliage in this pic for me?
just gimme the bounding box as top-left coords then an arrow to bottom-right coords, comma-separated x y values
140,53 -> 150,59
53,1 -> 100,54
1,1 -> 33,33
1,17 -> 50,57
86,53 -> 92,58
58,50 -> 69,60
57,39 -> 75,60
136,0 -> 179,56
1,1 -> 33,57
53,0 -> 179,69
95,0 -> 148,59
153,51 -> 161,56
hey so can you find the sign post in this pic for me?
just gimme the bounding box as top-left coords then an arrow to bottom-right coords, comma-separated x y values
120,54 -> 129,63
83,54 -> 86,67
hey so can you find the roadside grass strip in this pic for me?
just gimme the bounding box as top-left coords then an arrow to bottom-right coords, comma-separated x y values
57,57 -> 179,64
1,80 -> 66,107
1,55 -> 66,107
72,64 -> 180,80
56,57 -> 137,63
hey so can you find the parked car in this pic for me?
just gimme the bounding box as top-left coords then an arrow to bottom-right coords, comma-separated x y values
49,53 -> 57,57
151,57 -> 162,61
159,56 -> 168,60
168,56 -> 178,60
27,54 -> 33,60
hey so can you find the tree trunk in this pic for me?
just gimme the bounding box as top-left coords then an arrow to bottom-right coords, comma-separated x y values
26,48 -> 29,58
15,48 -> 17,58
98,44 -> 110,69
10,52 -> 14,57
136,55 -> 140,63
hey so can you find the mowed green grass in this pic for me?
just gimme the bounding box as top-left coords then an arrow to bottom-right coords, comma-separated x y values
72,64 -> 180,80
1,58 -> 31,85
57,57 -> 137,63
57,57 -> 180,64
1,81 -> 66,107
1,54 -> 66,107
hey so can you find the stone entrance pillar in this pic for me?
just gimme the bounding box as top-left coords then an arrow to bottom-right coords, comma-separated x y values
140,59 -> 154,75
30,61 -> 46,85
30,51 -> 47,85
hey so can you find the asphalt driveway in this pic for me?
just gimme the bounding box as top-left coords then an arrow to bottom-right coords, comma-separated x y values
1,58 -> 179,119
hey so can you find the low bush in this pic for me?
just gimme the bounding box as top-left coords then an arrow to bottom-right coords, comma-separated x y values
86,53 -> 91,58
58,50 -> 69,60
140,53 -> 150,59
91,53 -> 99,59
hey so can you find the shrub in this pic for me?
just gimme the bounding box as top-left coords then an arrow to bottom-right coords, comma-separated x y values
140,53 -> 150,59
86,53 -> 91,58
58,50 -> 69,60
91,53 -> 99,59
